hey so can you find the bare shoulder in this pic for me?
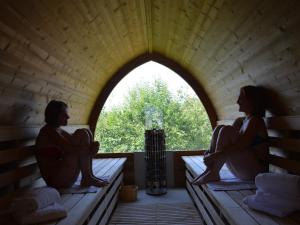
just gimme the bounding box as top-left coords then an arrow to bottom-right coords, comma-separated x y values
36,125 -> 57,147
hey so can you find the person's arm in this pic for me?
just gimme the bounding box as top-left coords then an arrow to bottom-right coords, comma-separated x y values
47,128 -> 88,155
232,117 -> 244,129
205,117 -> 265,163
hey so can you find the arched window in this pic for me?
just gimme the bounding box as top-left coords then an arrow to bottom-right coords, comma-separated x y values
94,61 -> 212,153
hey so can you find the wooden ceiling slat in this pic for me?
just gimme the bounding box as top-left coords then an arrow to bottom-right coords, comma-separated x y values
0,0 -> 300,126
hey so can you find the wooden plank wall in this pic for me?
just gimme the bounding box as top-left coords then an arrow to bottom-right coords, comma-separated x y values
0,0 -> 148,126
0,125 -> 89,195
1,0 -> 300,131
218,116 -> 300,175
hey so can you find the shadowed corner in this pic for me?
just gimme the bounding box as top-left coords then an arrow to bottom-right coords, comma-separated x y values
261,86 -> 290,117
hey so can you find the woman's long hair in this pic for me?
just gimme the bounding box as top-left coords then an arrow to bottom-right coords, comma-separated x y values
242,85 -> 266,117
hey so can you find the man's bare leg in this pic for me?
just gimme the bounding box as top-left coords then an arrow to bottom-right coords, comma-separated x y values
73,129 -> 109,187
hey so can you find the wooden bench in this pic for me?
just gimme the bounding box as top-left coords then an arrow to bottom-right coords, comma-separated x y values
182,116 -> 300,225
0,125 -> 127,225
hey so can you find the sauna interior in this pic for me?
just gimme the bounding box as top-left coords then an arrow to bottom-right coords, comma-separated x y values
0,0 -> 300,225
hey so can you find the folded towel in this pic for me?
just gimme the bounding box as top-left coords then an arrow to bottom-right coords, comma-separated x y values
255,190 -> 300,209
244,195 -> 291,217
243,191 -> 300,217
11,187 -> 60,214
255,173 -> 300,197
14,202 -> 67,225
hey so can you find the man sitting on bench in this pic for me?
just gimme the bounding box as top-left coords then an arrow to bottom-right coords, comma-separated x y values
35,100 -> 109,188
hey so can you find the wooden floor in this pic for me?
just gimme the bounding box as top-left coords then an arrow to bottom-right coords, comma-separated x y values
108,189 -> 204,225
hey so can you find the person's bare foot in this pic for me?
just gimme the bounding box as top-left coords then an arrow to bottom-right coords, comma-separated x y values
192,171 -> 220,185
81,176 -> 109,187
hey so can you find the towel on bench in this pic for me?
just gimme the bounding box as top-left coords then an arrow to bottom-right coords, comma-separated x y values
244,173 -> 300,217
244,190 -> 300,217
14,202 -> 67,225
11,187 -> 61,214
255,172 -> 300,197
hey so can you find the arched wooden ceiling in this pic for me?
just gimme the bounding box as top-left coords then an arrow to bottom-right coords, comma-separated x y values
0,0 -> 299,128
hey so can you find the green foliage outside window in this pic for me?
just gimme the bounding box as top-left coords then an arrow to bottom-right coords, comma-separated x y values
95,79 -> 212,153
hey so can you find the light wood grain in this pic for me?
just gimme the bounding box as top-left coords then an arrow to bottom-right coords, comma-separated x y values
182,155 -> 300,225
0,0 -> 300,129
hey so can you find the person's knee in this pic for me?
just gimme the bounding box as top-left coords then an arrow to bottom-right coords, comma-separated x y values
214,125 -> 224,133
83,128 -> 93,138
73,129 -> 90,145
219,125 -> 239,142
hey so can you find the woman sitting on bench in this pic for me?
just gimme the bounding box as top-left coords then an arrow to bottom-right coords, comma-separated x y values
193,85 -> 269,184
36,100 -> 109,188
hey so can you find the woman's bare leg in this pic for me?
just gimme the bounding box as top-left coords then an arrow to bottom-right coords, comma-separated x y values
192,125 -> 224,183
72,129 -> 108,187
193,126 -> 239,184
207,125 -> 224,154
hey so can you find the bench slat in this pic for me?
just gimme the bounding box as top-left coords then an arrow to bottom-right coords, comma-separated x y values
48,159 -> 117,223
0,125 -> 89,142
268,154 -> 300,175
268,137 -> 300,153
184,157 -> 253,225
218,116 -> 300,131
88,173 -> 123,225
183,156 -> 258,225
186,171 -> 225,225
0,126 -> 40,142
40,158 -> 117,214
264,116 -> 300,131
54,159 -> 119,224
0,146 -> 34,164
183,156 -> 300,225
186,181 -> 214,225
0,163 -> 38,188
53,158 -> 126,225
98,188 -> 119,225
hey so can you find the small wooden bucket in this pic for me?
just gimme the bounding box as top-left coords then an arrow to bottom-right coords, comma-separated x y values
119,185 -> 138,202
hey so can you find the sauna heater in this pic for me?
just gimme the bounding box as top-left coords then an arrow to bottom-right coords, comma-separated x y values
144,129 -> 167,195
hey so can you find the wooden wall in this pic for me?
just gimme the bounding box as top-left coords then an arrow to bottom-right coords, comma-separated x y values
0,0 -> 299,139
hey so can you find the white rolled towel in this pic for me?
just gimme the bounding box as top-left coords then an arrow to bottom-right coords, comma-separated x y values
11,187 -> 60,214
255,173 -> 300,197
14,202 -> 67,225
243,191 -> 300,217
